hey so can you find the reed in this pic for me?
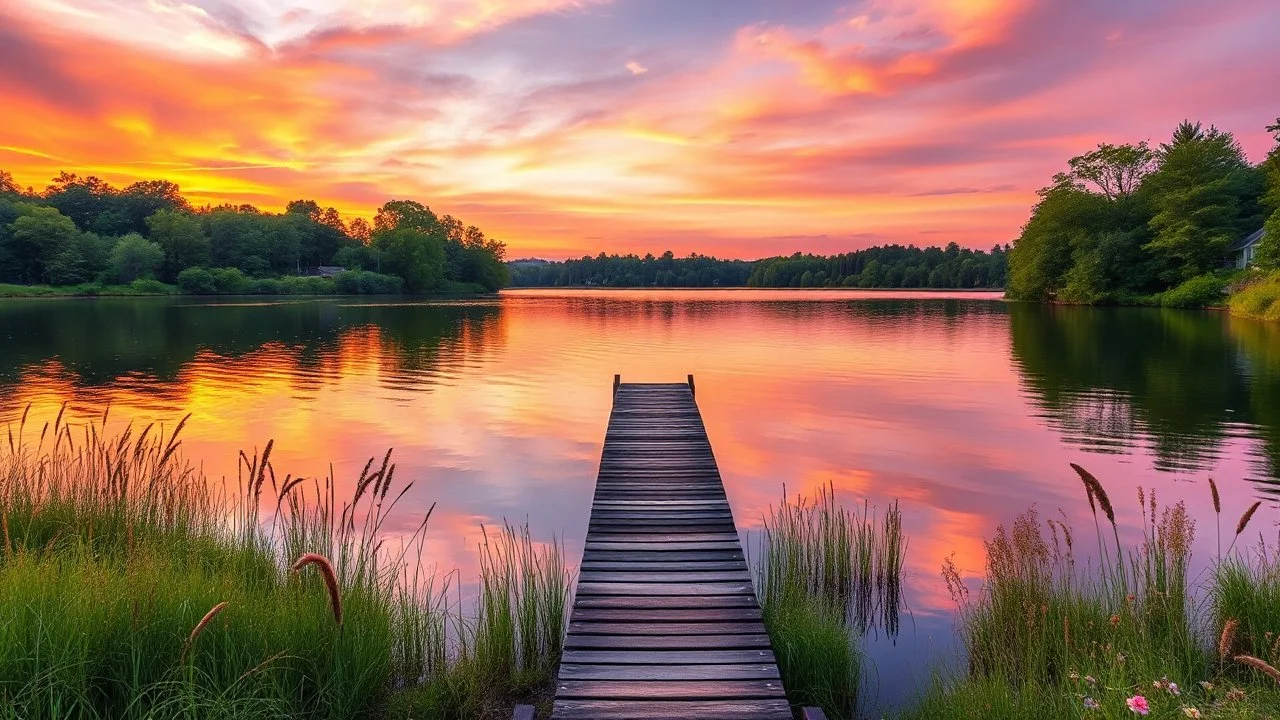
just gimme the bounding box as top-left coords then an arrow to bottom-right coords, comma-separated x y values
904,469 -> 1280,720
752,484 -> 905,719
0,407 -> 570,720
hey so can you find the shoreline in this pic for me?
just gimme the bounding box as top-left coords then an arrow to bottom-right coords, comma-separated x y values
503,285 -> 1007,293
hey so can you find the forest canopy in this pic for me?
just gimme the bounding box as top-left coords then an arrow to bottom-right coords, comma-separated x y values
0,170 -> 510,294
507,244 -> 1008,289
1006,118 -> 1280,305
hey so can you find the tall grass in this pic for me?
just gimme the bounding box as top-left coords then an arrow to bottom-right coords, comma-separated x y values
753,484 -> 906,719
0,407 -> 570,720
906,465 -> 1280,719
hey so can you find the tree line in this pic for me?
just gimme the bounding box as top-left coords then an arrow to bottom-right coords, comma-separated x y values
507,244 -> 1007,289
0,170 -> 509,294
1007,118 -> 1280,305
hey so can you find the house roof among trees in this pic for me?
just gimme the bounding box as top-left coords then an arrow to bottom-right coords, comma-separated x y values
1230,228 -> 1264,252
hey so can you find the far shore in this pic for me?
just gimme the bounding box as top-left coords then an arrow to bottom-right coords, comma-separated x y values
503,285 -> 1007,293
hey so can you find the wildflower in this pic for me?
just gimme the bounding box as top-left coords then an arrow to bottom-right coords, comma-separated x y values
1117,653 -> 1127,664
1127,594 -> 1135,603
1083,697 -> 1100,710
1085,675 -> 1098,686
1198,681 -> 1213,692
1111,614 -> 1121,627
1069,670 -> 1080,681
1126,695 -> 1150,715
1168,682 -> 1180,696
1181,709 -> 1201,719
1225,688 -> 1246,703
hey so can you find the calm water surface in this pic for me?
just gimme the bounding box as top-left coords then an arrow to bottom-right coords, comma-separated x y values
3,289 -> 1280,712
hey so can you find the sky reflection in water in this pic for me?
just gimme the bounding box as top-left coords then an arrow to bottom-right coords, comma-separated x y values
2,289 -> 1279,711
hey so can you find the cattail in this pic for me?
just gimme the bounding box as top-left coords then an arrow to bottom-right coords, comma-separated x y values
182,601 -> 228,663
1209,478 -> 1221,514
1236,501 -> 1262,537
1235,655 -> 1280,686
1071,464 -> 1114,524
1220,619 -> 1239,661
292,553 -> 342,627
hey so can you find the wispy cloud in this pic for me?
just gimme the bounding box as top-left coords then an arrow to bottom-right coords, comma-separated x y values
0,0 -> 1276,258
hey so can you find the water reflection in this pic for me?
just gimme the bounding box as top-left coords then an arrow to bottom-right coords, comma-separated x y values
1010,304 -> 1280,493
1,290 -> 1278,713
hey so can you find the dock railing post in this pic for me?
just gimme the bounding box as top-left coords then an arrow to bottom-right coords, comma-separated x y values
687,373 -> 695,398
613,374 -> 620,400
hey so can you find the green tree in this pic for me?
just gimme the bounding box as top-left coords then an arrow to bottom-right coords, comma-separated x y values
46,232 -> 112,285
107,233 -> 164,283
1145,121 -> 1261,282
147,209 -> 210,279
4,205 -> 80,283
1254,118 -> 1280,269
1067,142 -> 1156,200
371,226 -> 445,291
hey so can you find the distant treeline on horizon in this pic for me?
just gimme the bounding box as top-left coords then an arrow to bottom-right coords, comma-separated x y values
506,243 -> 1009,289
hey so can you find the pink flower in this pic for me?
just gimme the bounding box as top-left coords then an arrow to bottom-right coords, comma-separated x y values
1127,695 -> 1150,715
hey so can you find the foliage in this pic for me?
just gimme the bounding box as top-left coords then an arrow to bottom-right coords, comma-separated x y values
0,412 -> 569,719
0,167 -> 508,294
177,266 -> 218,294
903,470 -> 1280,720
1228,271 -> 1280,322
371,226 -> 446,291
1008,119 -> 1270,305
3,204 -> 81,284
1158,273 -> 1230,308
148,208 -> 211,280
753,486 -> 905,718
107,232 -> 165,283
1146,122 -> 1263,283
509,251 -> 754,288
753,243 -> 1007,289
332,270 -> 404,294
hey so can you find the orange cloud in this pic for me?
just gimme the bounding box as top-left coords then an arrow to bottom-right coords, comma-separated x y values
1,0 -> 1275,258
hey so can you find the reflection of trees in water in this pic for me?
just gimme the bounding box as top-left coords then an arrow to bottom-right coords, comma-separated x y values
1226,317 -> 1280,486
1009,304 -> 1280,494
0,298 -> 505,415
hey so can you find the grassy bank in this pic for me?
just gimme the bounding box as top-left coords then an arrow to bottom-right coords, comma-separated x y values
0,408 -> 568,719
753,485 -> 905,718
902,466 -> 1280,719
1228,271 -> 1280,322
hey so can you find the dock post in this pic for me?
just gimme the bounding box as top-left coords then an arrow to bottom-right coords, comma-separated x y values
612,374 -> 620,398
687,373 -> 695,398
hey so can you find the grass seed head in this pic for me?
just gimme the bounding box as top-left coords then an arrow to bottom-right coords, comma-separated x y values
292,552 -> 343,627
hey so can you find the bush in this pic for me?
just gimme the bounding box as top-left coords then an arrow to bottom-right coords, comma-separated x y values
210,267 -> 252,294
277,275 -> 333,294
1229,271 -> 1280,321
107,233 -> 164,283
1158,273 -> 1228,308
176,267 -> 218,294
333,270 -> 403,294
250,278 -> 284,295
128,278 -> 170,294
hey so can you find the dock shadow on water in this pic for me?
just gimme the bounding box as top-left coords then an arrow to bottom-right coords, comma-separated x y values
751,484 -> 906,719
0,406 -> 570,720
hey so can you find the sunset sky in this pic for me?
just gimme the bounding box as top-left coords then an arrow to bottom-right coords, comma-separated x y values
1,0 -> 1277,258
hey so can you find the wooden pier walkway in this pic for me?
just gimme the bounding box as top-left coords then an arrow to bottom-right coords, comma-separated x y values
550,377 -> 791,719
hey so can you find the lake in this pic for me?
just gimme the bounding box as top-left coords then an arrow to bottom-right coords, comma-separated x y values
2,289 -> 1278,713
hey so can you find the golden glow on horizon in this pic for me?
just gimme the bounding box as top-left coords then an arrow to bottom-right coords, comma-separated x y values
0,0 -> 1274,257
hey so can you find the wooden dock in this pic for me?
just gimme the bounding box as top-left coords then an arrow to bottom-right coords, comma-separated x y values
550,377 -> 791,719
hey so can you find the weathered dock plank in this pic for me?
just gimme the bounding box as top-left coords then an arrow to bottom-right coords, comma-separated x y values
551,379 -> 791,720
